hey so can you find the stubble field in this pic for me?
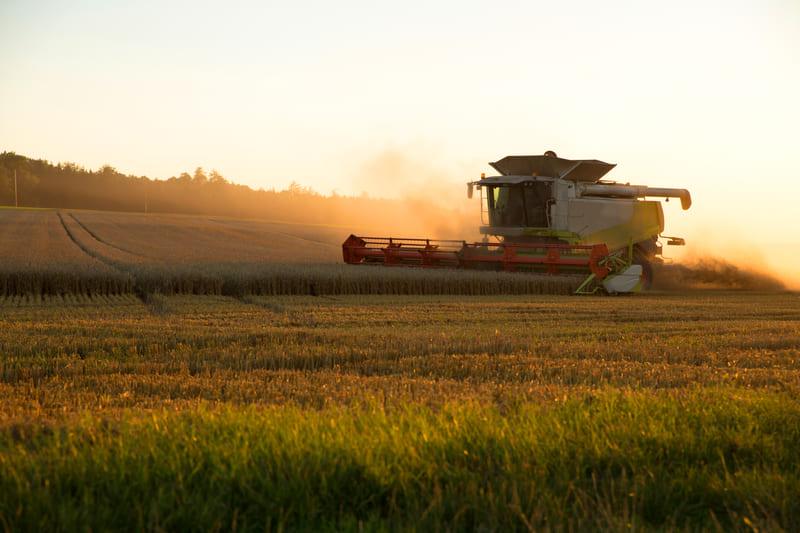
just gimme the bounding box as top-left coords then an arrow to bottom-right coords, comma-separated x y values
1,208 -> 799,531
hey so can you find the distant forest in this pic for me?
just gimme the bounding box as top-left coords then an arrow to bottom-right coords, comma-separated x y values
0,151 -> 436,232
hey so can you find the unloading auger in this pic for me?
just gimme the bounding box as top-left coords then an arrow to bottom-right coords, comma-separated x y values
342,151 -> 691,294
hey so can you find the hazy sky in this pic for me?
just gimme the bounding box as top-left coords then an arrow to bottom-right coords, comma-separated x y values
2,0 -> 799,277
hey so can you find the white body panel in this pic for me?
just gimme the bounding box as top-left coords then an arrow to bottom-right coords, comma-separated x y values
603,265 -> 643,293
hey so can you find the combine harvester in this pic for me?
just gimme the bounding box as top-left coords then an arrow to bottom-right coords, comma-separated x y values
342,152 -> 691,294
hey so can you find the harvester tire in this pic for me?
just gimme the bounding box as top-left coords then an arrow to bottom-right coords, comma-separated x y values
633,253 -> 653,290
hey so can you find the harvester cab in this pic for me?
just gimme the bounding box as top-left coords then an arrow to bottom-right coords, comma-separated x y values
343,152 -> 692,294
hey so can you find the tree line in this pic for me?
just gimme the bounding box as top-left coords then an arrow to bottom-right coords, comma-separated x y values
0,152 -> 427,231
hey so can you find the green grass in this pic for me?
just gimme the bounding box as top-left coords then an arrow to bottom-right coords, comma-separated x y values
2,391 -> 799,532
1,291 -> 799,531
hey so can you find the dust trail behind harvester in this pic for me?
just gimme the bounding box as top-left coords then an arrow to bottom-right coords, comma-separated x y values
653,257 -> 786,291
348,147 -> 480,241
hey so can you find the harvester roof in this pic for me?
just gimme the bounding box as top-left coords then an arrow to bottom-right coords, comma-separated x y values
489,155 -> 616,182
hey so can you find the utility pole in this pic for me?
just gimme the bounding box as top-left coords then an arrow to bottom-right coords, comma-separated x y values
14,169 -> 18,207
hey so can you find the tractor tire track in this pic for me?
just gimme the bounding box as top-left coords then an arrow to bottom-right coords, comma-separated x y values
57,212 -> 127,272
58,212 -> 222,300
52,212 -> 135,295
68,213 -> 152,260
57,212 -> 157,299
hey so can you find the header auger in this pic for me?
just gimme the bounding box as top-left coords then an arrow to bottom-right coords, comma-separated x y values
342,151 -> 691,294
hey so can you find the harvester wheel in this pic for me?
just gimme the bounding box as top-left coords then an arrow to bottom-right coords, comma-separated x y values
633,253 -> 653,290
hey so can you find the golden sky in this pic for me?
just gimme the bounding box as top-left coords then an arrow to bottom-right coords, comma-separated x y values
2,0 -> 799,283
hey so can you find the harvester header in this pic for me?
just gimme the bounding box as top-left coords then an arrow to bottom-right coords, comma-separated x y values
343,151 -> 692,294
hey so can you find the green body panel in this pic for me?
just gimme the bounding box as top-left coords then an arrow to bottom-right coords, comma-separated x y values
511,201 -> 663,253
519,228 -> 582,244
577,201 -> 664,252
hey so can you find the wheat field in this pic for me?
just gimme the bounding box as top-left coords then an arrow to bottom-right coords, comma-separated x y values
2,207 -> 800,531
0,208 -> 582,296
2,291 -> 798,421
1,291 -> 799,530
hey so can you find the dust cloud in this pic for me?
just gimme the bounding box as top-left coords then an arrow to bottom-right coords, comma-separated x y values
653,257 -> 786,291
653,238 -> 790,291
349,148 -> 482,242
